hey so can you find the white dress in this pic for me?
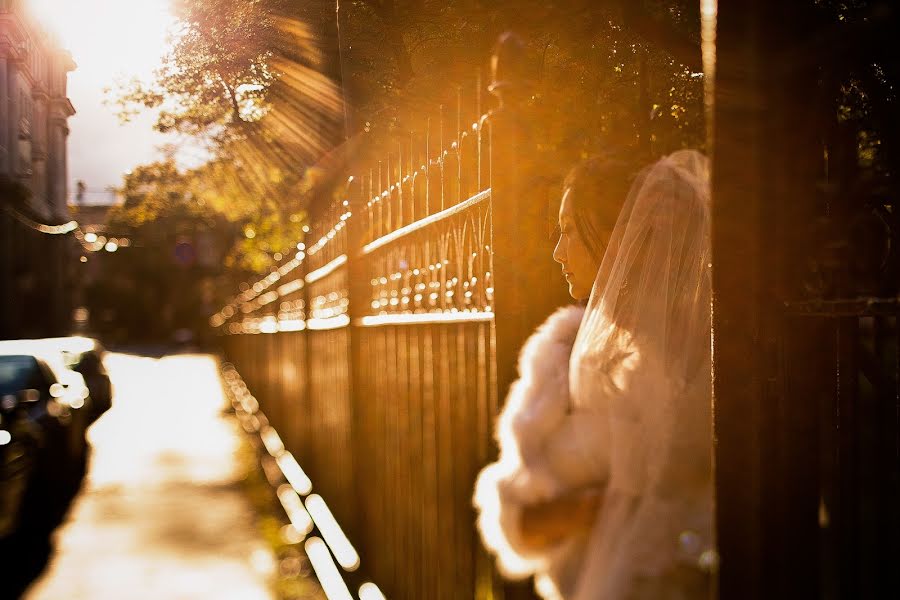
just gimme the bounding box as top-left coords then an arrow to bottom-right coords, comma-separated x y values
473,305 -> 715,600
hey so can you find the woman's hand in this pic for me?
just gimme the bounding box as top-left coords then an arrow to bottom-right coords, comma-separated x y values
518,487 -> 604,552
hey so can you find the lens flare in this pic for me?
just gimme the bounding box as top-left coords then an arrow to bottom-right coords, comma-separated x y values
304,494 -> 360,572
304,537 -> 353,600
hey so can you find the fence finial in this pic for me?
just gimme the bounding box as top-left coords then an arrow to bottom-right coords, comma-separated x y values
489,32 -> 530,108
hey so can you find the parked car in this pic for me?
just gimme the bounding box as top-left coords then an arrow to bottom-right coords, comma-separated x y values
0,357 -> 42,539
41,337 -> 112,423
0,344 -> 92,485
0,350 -> 86,540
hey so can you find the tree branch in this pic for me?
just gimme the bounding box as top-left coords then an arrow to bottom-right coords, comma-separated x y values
218,76 -> 246,125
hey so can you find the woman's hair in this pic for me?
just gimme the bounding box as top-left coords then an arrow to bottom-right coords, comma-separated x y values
562,154 -> 638,261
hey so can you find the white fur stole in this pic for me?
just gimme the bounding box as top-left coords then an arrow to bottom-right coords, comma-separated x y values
473,305 -> 586,584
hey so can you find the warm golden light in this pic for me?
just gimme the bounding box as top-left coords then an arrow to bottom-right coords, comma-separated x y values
276,452 -> 313,496
306,315 -> 351,331
701,0 -> 718,150
359,582 -> 387,600
304,537 -> 354,600
277,484 -> 314,535
28,0 -> 175,84
259,425 -> 286,457
305,494 -> 360,572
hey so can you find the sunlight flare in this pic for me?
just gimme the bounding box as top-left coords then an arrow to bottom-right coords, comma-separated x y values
28,0 -> 175,82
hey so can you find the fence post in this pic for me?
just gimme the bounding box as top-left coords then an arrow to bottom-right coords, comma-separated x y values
487,32 -> 559,600
344,174 -> 369,563
712,0 -> 824,596
489,32 -> 560,405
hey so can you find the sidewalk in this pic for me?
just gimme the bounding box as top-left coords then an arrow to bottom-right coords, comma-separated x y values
22,354 -> 277,600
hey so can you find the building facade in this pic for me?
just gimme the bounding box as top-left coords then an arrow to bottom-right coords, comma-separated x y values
0,0 -> 77,339
1,0 -> 75,218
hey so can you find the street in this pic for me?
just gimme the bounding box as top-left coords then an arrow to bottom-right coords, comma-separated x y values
18,353 -> 276,600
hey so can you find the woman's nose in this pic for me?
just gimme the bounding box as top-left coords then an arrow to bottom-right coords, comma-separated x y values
553,237 -> 565,264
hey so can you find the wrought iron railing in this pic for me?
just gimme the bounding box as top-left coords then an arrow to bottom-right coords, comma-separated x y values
213,34 -> 559,600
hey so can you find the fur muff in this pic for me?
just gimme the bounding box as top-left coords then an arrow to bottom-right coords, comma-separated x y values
473,305 -> 585,586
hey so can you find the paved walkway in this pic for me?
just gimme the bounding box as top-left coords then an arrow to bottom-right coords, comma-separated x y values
23,354 -> 276,600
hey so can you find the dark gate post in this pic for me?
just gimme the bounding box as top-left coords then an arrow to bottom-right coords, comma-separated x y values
712,1 -> 824,597
488,32 -> 560,600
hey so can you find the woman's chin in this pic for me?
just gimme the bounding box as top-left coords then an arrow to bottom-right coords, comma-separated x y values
567,282 -> 589,301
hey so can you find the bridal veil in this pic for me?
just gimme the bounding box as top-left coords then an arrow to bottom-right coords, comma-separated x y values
569,150 -> 715,598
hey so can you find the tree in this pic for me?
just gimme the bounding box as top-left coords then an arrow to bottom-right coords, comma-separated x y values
90,158 -> 301,343
114,0 -> 343,153
112,0 -> 710,276
109,158 -> 305,273
278,0 -> 706,157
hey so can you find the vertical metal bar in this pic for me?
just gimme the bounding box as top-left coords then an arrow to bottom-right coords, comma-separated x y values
457,86 -> 463,206
397,323 -> 413,597
369,169 -> 375,241
439,104 -> 445,212
425,118 -> 431,216
442,321 -> 459,596
817,318 -> 840,600
377,161 -> 385,238
893,316 -> 900,597
476,72 -> 483,193
407,322 -> 424,598
410,133 -> 417,223
421,324 -> 438,597
398,141 -> 405,227
388,154 -> 395,233
836,318 -> 860,597
458,322 -> 477,596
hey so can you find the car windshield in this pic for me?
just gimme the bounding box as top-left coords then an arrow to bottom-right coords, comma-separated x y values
0,355 -> 41,395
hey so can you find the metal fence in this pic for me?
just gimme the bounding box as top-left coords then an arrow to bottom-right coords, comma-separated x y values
216,6 -> 900,598
215,34 -> 561,600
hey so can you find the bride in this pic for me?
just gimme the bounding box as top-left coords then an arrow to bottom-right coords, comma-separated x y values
474,150 -> 716,599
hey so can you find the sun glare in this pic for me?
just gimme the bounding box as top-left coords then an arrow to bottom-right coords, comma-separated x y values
28,0 -> 175,83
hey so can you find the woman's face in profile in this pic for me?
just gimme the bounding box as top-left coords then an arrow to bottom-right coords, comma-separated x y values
553,187 -> 603,300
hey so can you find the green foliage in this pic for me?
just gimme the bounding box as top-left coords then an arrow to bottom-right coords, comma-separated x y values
110,160 -> 198,224
112,0 -> 342,155
285,0 -> 705,163
109,0 -> 341,276
108,159 -> 305,273
115,0 -> 279,141
813,0 -> 899,182
111,0 -> 708,278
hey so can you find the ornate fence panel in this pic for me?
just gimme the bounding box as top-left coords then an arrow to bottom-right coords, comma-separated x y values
351,182 -> 498,600
216,35 -> 560,600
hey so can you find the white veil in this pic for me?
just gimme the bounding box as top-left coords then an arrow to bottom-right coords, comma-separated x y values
566,150 -> 714,596
570,149 -> 711,412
